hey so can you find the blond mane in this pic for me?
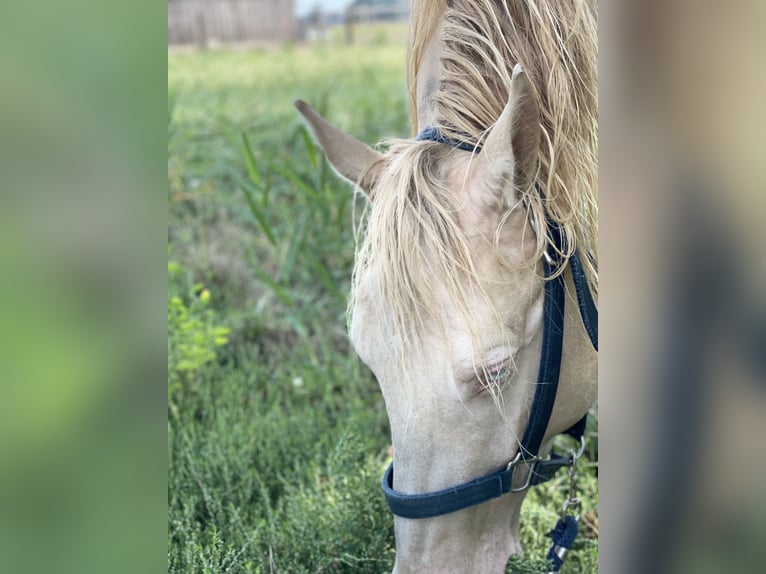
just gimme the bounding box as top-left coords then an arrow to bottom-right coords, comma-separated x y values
350,0 -> 597,380
409,0 -> 598,290
352,141 -> 498,356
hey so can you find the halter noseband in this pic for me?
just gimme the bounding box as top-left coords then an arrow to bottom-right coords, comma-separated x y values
381,127 -> 598,522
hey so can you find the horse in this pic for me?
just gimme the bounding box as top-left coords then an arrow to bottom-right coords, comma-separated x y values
296,0 -> 597,571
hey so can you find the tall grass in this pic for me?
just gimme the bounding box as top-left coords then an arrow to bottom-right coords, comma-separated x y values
168,45 -> 598,573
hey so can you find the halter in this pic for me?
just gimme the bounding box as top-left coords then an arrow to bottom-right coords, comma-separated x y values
381,127 -> 598,571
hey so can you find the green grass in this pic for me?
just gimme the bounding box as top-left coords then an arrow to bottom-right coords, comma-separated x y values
168,45 -> 598,573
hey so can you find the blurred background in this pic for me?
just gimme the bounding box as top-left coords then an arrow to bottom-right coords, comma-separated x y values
167,3 -> 411,574
168,0 -> 411,48
599,1 -> 766,571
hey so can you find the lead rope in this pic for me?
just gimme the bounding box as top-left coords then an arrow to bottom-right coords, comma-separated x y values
546,438 -> 586,573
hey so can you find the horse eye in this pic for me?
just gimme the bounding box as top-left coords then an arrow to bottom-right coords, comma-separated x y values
476,361 -> 513,392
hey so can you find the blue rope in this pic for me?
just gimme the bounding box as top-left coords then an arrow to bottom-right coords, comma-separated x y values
546,515 -> 580,572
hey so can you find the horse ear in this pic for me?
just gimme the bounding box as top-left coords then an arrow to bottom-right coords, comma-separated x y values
476,65 -> 540,208
294,100 -> 384,195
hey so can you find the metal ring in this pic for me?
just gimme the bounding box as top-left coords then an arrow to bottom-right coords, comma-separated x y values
562,498 -> 581,513
505,450 -> 540,471
505,451 -> 541,493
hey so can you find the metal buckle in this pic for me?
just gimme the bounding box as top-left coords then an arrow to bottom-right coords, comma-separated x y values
506,436 -> 586,495
505,451 -> 540,493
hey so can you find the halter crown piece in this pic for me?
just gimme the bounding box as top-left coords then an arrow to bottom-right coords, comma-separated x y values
382,127 -> 598,573
415,126 -> 481,153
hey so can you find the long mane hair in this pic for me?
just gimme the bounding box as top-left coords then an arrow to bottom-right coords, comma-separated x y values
350,0 -> 597,379
413,0 -> 597,285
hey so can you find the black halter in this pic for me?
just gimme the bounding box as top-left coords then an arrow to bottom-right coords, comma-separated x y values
381,128 -> 598,520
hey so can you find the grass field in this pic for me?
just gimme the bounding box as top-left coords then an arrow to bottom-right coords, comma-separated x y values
168,43 -> 598,573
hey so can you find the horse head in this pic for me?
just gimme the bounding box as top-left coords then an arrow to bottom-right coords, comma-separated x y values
296,1 -> 597,570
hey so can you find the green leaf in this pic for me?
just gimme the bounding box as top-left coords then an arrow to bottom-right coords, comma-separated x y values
307,255 -> 343,301
280,211 -> 309,282
233,171 -> 277,246
241,132 -> 262,187
299,125 -> 318,169
251,264 -> 294,306
270,161 -> 329,220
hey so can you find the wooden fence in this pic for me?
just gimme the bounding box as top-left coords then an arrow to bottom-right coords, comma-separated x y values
302,2 -> 410,44
347,2 -> 410,23
168,0 -> 296,47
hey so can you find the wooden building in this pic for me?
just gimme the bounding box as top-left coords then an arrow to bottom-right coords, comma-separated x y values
168,0 -> 296,47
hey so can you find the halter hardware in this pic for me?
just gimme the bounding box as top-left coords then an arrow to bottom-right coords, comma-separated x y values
505,451 -> 541,493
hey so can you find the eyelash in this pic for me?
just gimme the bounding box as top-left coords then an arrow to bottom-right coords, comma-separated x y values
476,362 -> 513,392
